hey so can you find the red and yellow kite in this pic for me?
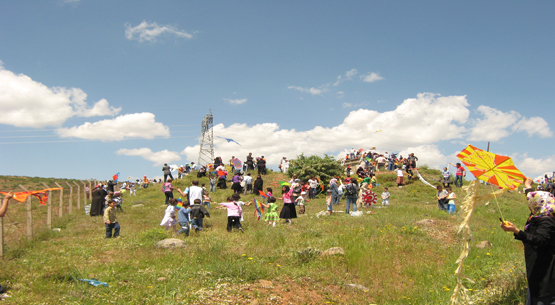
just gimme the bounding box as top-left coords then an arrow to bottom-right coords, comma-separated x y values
457,144 -> 525,190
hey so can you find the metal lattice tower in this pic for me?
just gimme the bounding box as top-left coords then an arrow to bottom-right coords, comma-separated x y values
198,110 -> 214,166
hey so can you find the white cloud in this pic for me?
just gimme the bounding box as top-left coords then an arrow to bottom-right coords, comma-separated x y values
511,153 -> 555,179
0,65 -> 120,128
467,106 -> 520,141
125,21 -> 193,42
468,106 -> 552,141
116,148 -> 181,167
361,72 -> 384,83
287,86 -> 326,95
342,102 -> 368,109
333,68 -> 358,86
56,112 -> 170,141
513,116 -> 553,138
181,93 -> 470,169
224,98 -> 247,105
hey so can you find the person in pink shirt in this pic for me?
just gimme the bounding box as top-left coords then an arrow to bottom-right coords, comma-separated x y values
220,196 -> 244,233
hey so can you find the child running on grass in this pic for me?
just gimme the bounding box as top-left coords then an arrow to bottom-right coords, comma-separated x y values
262,197 -> 279,227
446,187 -> 456,215
160,198 -> 178,233
176,201 -> 191,236
296,192 -> 306,214
191,199 -> 210,232
220,196 -> 244,233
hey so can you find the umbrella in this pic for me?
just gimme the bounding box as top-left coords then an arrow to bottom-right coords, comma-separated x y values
457,144 -> 526,190
232,157 -> 242,169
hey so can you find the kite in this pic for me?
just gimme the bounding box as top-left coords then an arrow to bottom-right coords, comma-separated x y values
280,181 -> 291,187
216,136 -> 241,146
253,199 -> 265,220
217,170 -> 227,178
258,190 -> 270,198
175,198 -> 184,210
1,188 -> 63,205
112,172 -> 120,182
415,169 -> 437,189
361,190 -> 378,207
231,157 -> 242,169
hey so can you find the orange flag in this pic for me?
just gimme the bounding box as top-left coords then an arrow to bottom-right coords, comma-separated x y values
1,188 -> 63,205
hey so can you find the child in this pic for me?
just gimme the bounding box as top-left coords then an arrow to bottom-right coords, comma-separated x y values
209,174 -> 217,193
396,166 -> 405,188
160,198 -> 178,233
232,193 -> 251,222
177,201 -> 191,236
446,187 -> 456,215
103,200 -> 120,238
436,185 -> 448,211
203,192 -> 213,209
129,182 -> 136,196
220,196 -> 244,233
296,193 -> 306,214
191,199 -> 210,232
441,167 -> 452,188
371,174 -> 377,188
262,197 -> 279,227
326,189 -> 333,215
381,188 -> 391,206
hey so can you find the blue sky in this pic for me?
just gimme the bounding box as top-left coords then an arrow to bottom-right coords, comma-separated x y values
1,1 -> 554,181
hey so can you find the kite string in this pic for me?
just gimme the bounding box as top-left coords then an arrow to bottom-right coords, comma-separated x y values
488,183 -> 506,223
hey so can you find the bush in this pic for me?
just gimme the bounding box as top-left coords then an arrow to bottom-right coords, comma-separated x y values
287,154 -> 343,187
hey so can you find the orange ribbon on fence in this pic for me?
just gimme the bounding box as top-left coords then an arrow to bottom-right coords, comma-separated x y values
0,188 -> 63,205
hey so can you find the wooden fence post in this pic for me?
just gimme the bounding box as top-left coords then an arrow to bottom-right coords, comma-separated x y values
19,185 -> 32,240
83,181 -> 88,207
73,181 -> 80,211
55,182 -> 63,217
65,182 -> 73,214
41,182 -> 52,230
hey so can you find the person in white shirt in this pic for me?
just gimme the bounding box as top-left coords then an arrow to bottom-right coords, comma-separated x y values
243,173 -> 253,194
188,180 -> 204,203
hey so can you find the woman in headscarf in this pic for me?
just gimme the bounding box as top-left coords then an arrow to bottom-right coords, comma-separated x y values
253,175 -> 264,196
230,173 -> 243,194
501,187 -> 555,305
90,184 -> 107,216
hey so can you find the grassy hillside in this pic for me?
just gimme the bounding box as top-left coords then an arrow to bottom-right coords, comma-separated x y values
0,170 -> 528,304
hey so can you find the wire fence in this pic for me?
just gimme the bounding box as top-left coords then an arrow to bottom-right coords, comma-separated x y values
0,179 -> 94,258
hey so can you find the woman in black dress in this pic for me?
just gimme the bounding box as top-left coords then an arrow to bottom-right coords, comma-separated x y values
90,184 -> 107,216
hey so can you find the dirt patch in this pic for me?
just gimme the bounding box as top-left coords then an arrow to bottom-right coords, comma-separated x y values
185,277 -> 372,304
415,219 -> 457,244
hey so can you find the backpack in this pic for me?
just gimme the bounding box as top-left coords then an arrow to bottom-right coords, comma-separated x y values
344,183 -> 357,196
293,185 -> 302,193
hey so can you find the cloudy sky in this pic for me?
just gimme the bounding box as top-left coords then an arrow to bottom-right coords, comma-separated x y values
0,1 -> 554,181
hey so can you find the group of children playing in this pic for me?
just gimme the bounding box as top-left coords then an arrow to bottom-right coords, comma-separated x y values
436,185 -> 457,214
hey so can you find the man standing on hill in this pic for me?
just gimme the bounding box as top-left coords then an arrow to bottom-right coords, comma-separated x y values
246,153 -> 254,171
162,163 -> 173,182
451,163 -> 466,188
189,180 -> 204,203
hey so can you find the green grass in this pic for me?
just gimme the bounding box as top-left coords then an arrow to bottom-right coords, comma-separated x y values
0,170 -> 529,304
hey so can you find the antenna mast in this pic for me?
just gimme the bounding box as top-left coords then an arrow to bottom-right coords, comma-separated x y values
198,110 -> 214,166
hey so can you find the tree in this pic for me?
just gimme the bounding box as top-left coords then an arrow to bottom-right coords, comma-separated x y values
287,154 -> 343,188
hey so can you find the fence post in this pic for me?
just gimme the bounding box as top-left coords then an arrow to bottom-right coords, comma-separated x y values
41,182 -> 52,230
65,182 -> 73,214
83,181 -> 88,207
55,182 -> 63,217
73,181 -> 80,211
19,185 -> 32,240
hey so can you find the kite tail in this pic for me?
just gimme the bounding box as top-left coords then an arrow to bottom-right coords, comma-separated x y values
450,181 -> 507,305
415,169 -> 437,189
